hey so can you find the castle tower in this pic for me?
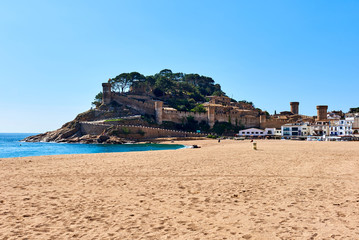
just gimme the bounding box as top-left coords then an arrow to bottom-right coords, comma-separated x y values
290,102 -> 299,115
259,114 -> 267,128
102,82 -> 112,105
208,106 -> 215,128
260,114 -> 267,123
155,101 -> 163,124
316,105 -> 328,121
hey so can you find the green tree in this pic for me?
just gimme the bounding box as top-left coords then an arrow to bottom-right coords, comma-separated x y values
92,92 -> 103,107
349,107 -> 359,113
109,73 -> 131,92
190,104 -> 207,113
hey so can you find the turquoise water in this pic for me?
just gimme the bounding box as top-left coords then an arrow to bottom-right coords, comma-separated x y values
0,133 -> 184,158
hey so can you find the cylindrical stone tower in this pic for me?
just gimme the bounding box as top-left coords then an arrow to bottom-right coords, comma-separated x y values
259,114 -> 267,129
102,82 -> 112,105
155,101 -> 163,124
260,114 -> 267,123
207,106 -> 215,128
290,102 -> 299,115
316,105 -> 328,121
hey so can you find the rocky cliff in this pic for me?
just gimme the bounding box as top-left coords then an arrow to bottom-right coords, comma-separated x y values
22,108 -> 135,144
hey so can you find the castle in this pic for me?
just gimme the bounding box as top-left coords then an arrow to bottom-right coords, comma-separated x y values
102,82 -> 261,129
101,82 -> 325,131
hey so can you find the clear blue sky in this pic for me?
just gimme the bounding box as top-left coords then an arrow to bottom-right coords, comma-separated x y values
1,0 -> 358,133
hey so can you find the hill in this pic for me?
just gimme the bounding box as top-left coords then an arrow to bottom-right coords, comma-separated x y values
24,69 -> 260,143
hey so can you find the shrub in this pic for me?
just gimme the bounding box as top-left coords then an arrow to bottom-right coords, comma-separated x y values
207,134 -> 218,139
137,129 -> 145,136
104,118 -> 123,122
121,127 -> 130,135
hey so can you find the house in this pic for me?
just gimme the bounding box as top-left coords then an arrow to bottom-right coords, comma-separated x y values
238,128 -> 264,137
281,123 -> 309,138
238,127 -> 280,138
329,119 -> 353,136
264,128 -> 276,135
309,121 -> 330,136
353,116 -> 359,135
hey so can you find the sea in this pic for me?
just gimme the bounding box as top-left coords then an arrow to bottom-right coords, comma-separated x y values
0,133 -> 184,158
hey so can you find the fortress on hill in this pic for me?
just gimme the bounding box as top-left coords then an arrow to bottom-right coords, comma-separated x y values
102,82 -> 324,130
24,77 -> 356,144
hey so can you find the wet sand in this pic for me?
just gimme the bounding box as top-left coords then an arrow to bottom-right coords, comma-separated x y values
0,140 -> 358,239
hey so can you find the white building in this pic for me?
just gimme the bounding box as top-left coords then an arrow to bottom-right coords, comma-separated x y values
353,116 -> 359,135
238,128 -> 278,137
264,128 -> 276,135
281,123 -> 309,137
329,116 -> 356,136
238,128 -> 264,137
309,121 -> 330,136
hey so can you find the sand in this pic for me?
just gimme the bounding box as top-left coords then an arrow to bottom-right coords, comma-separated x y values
0,139 -> 358,239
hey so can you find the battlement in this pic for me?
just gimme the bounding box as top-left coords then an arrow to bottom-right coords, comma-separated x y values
80,121 -> 206,140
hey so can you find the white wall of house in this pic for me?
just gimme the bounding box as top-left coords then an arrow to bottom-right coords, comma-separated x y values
281,123 -> 309,137
309,122 -> 330,136
330,117 -> 354,136
238,128 -> 264,137
264,128 -> 276,135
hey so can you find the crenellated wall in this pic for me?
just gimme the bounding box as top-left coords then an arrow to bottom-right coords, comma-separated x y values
102,83 -> 261,129
161,108 -> 260,128
80,122 -> 109,135
80,122 -> 206,140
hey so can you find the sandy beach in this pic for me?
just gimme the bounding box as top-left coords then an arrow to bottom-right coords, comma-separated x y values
0,139 -> 358,239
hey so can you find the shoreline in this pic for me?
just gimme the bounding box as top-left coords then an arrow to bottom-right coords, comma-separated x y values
1,140 -> 358,239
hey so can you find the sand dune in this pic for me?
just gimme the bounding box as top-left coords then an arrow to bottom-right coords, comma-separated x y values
0,140 -> 358,239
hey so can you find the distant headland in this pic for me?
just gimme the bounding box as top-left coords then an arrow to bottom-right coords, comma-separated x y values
24,69 -> 359,143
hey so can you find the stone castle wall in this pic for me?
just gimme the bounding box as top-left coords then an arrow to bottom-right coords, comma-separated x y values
260,118 -> 289,129
80,122 -> 109,135
162,109 -> 208,124
214,113 -> 259,128
112,94 -> 155,115
80,122 -> 206,140
162,109 -> 260,128
102,84 -> 261,129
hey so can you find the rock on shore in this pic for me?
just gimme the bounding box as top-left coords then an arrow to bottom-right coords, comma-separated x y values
23,120 -> 127,144
22,108 -> 132,144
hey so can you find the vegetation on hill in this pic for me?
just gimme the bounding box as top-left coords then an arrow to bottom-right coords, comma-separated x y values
93,69 -> 256,112
91,69 -> 255,134
349,107 -> 359,113
104,69 -> 229,112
